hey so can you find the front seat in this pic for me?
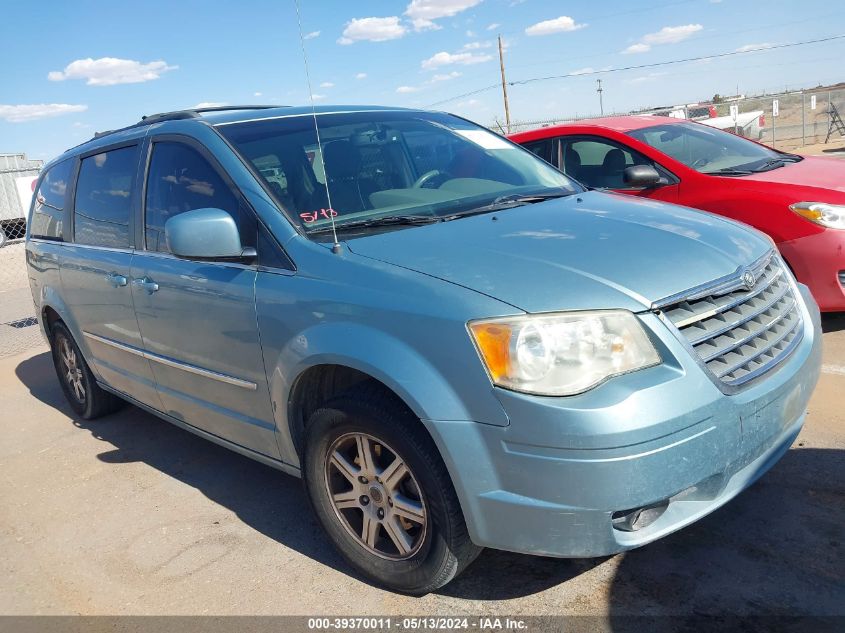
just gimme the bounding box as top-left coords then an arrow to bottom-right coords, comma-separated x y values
563,146 -> 582,182
600,148 -> 628,188
322,140 -> 370,214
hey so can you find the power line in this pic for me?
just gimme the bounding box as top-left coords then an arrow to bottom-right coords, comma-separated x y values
427,34 -> 845,107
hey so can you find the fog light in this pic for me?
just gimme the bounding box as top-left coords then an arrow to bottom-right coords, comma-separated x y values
611,500 -> 669,532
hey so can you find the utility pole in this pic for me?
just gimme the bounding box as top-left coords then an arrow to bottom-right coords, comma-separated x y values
498,35 -> 511,133
596,79 -> 604,116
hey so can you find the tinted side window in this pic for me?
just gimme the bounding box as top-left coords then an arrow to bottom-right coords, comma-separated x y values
74,146 -> 139,248
31,159 -> 73,240
144,142 -> 241,253
565,138 -> 654,190
522,139 -> 552,165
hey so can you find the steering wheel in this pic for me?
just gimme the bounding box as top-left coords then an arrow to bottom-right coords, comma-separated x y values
691,156 -> 710,168
413,169 -> 444,189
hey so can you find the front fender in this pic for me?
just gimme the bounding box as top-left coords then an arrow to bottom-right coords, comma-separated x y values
266,322 -> 509,466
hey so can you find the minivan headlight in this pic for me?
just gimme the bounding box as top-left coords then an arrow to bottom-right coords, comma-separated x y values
789,202 -> 845,229
468,310 -> 660,396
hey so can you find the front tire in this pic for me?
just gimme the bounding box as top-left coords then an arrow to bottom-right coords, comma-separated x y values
302,386 -> 481,594
50,321 -> 123,419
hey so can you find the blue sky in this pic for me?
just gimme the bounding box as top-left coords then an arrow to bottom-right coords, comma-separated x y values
1,0 -> 843,161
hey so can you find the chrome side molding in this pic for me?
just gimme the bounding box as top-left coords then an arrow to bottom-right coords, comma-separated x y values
83,331 -> 258,391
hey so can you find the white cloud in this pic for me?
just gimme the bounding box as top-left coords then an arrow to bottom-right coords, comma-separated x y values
311,93 -> 326,101
0,103 -> 88,123
623,24 -> 703,54
570,67 -> 595,75
623,43 -> 651,54
319,82 -> 335,88
193,102 -> 227,108
735,42 -> 771,52
47,57 -> 177,86
456,98 -> 480,107
642,24 -> 702,45
525,16 -> 586,36
486,23 -> 500,30
431,71 -> 462,82
405,0 -> 483,31
338,17 -> 407,44
355,72 -> 368,79
396,85 -> 421,93
466,30 -> 476,37
463,40 -> 493,50
421,50 -> 492,70
253,91 -> 263,97
304,30 -> 321,40
626,72 -> 667,84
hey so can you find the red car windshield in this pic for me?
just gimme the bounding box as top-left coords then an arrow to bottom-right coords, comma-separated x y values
627,122 -> 791,175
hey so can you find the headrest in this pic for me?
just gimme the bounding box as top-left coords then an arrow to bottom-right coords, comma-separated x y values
602,148 -> 626,171
322,140 -> 360,179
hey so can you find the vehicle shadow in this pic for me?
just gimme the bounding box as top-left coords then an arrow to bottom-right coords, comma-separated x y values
14,351 -> 350,577
822,312 -> 845,333
15,351 -> 845,611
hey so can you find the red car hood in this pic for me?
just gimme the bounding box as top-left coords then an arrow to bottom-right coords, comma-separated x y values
741,155 -> 845,193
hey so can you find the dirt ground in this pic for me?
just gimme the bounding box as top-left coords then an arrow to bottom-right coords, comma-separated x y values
1,316 -> 843,623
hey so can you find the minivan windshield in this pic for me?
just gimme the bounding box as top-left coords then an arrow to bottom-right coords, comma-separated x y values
627,121 -> 800,175
218,110 -> 579,237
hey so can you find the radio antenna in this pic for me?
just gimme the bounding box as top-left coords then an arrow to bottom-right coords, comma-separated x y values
293,0 -> 341,254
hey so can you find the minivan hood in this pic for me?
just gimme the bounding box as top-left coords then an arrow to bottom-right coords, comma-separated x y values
346,191 -> 770,313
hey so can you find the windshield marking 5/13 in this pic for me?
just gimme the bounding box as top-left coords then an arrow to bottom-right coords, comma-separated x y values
627,122 -> 799,175
217,111 -> 579,238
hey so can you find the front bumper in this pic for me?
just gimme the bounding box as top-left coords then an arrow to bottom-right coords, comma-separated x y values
425,285 -> 822,557
779,230 -> 845,312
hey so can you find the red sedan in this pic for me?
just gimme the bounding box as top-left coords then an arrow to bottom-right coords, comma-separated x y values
510,116 -> 845,312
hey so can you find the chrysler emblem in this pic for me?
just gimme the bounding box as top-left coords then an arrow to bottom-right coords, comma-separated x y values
741,270 -> 756,290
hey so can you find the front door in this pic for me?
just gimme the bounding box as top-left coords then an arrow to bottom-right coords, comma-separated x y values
130,137 -> 278,458
60,143 -> 161,408
558,136 -> 680,203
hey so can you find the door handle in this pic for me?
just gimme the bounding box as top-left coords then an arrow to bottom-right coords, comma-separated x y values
105,272 -> 128,287
132,276 -> 159,294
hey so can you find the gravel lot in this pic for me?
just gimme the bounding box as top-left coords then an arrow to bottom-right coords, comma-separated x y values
1,316 -> 843,624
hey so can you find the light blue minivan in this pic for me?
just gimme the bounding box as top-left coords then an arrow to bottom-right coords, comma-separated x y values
26,105 -> 822,594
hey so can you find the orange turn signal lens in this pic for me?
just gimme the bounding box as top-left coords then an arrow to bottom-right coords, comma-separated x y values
468,322 -> 512,381
790,206 -> 823,222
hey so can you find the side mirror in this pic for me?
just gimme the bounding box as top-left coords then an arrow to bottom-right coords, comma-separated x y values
165,208 -> 255,261
623,165 -> 663,188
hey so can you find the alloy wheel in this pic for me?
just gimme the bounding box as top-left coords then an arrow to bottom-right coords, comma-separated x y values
324,432 -> 427,560
60,336 -> 85,403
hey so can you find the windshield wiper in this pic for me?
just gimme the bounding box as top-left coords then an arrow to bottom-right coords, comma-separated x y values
304,215 -> 441,235
703,168 -> 755,176
750,155 -> 802,172
442,191 -> 576,221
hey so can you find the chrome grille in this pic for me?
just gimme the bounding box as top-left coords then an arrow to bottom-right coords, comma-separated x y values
662,253 -> 803,387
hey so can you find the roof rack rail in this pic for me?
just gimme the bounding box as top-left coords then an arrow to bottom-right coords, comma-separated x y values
90,105 -> 286,141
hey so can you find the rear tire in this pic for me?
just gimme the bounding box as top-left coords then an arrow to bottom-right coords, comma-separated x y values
50,321 -> 124,419
302,385 -> 482,594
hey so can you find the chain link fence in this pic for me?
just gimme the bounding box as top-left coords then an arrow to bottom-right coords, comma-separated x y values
0,241 -> 45,359
499,87 -> 845,151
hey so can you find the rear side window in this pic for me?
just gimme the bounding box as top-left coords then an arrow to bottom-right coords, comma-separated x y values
30,159 -> 73,240
521,139 -> 553,165
144,142 -> 242,253
73,146 -> 139,248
